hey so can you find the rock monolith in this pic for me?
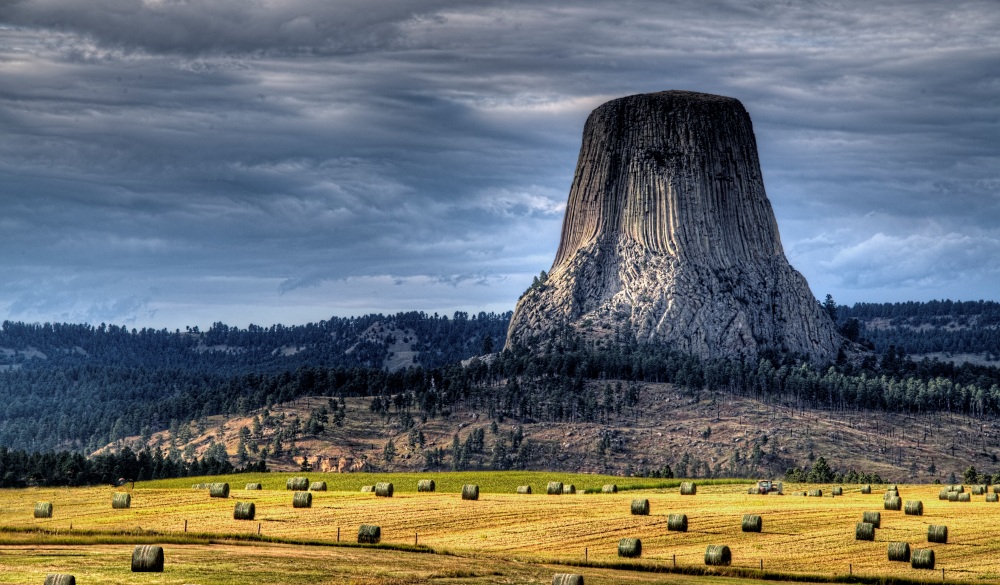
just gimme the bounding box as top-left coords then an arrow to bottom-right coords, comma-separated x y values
506,90 -> 842,360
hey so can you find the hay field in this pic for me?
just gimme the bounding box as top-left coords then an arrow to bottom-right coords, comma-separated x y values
3,474 -> 1000,583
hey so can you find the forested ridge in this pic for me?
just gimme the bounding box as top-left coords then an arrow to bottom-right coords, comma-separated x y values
2,300 -> 1000,478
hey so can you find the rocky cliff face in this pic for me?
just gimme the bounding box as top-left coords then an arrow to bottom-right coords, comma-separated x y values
507,90 -> 842,361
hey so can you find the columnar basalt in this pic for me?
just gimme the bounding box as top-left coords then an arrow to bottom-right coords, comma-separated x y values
506,90 -> 842,360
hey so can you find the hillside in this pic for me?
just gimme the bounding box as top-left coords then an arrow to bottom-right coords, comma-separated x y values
113,380 -> 1000,485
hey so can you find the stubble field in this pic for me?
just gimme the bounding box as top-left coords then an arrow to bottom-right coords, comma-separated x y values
0,473 -> 996,584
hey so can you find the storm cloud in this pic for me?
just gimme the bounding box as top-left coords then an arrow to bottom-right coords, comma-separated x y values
1,0 -> 998,328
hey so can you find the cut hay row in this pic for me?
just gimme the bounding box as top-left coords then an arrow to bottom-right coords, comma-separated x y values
234,502 -> 255,520
667,513 -> 688,532
887,541 -> 910,562
358,524 -> 381,544
855,522 -> 875,541
111,492 -> 131,509
704,544 -> 731,566
209,483 -> 230,498
862,511 -> 881,528
741,514 -> 762,533
516,485 -> 532,494
904,500 -> 923,516
292,492 -> 312,509
680,482 -> 696,495
928,525 -> 948,543
286,477 -> 309,491
617,537 -> 641,558
131,545 -> 164,572
462,484 -> 479,501
417,479 -> 436,492
630,499 -> 649,516
34,502 -> 53,518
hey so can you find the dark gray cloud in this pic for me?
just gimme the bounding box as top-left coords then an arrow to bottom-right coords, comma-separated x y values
1,0 -> 998,328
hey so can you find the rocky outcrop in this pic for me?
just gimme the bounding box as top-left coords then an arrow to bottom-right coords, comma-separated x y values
507,90 -> 842,361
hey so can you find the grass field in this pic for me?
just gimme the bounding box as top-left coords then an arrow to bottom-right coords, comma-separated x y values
1,472 -> 997,584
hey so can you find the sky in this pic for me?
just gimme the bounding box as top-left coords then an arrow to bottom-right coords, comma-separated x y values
1,0 -> 998,330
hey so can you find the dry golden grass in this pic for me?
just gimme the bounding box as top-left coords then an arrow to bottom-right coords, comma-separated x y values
3,478 -> 1000,583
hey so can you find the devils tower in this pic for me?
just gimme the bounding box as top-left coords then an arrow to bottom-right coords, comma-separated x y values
507,90 -> 842,361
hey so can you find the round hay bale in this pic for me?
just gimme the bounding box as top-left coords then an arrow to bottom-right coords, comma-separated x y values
191,483 -> 208,489
563,484 -> 576,494
34,502 -> 53,518
927,525 -> 948,543
602,484 -> 618,494
747,487 -> 756,494
617,537 -> 641,558
948,491 -> 959,502
357,524 -> 381,544
418,479 -> 436,492
360,485 -> 374,492
131,545 -> 164,572
911,548 -> 935,570
860,484 -> 872,494
987,493 -> 999,503
939,488 -> 949,500
245,483 -> 262,490
209,483 -> 230,498
972,485 -> 986,495
309,481 -> 327,492
884,496 -> 902,511
462,484 -> 479,500
904,500 -> 923,516
43,574 -> 76,585
791,491 -> 806,496
630,499 -> 650,516
994,485 -> 1000,494
667,513 -> 688,532
112,492 -> 131,509
516,485 -> 532,494
547,481 -> 563,495
375,482 -> 394,497
704,544 -> 731,566
832,486 -> 843,496
855,522 -> 875,541
884,488 -> 899,499
948,484 -> 963,493
958,492 -> 971,502
233,501 -> 255,520
292,492 -> 312,508
680,482 -> 697,495
808,489 -> 823,497
551,574 -> 584,585
741,514 -> 762,533
286,476 -> 309,491
887,541 -> 911,562
862,511 -> 881,528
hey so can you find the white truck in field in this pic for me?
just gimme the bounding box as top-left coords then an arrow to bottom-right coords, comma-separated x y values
756,480 -> 783,494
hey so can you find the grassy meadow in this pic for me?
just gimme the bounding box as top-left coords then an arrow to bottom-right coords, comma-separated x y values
2,472 -> 998,584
